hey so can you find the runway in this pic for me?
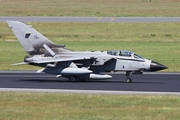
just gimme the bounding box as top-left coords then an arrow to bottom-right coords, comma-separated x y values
1,16 -> 180,22
0,71 -> 180,93
1,17 -> 180,94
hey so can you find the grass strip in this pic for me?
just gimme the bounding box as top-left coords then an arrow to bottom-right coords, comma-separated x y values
0,0 -> 180,17
0,92 -> 180,120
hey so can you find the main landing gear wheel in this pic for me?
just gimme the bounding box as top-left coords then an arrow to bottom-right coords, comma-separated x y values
126,77 -> 132,83
126,71 -> 132,83
69,76 -> 76,82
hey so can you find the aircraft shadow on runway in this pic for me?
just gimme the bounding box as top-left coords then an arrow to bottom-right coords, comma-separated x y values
16,78 -> 163,84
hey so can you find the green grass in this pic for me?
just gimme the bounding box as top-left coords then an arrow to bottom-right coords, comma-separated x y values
0,0 -> 180,17
0,92 -> 180,120
0,22 -> 180,72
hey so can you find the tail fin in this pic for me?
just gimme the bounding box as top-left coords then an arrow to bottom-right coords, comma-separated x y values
7,21 -> 57,55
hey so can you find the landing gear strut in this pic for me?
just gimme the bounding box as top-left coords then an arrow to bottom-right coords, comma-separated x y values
126,71 -> 132,83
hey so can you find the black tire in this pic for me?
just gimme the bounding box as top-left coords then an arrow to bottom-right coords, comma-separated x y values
126,77 -> 132,83
69,76 -> 76,82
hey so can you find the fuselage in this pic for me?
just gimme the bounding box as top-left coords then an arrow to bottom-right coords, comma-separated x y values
25,50 -> 152,73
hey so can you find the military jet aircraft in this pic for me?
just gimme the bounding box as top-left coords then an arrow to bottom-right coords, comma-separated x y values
7,21 -> 167,83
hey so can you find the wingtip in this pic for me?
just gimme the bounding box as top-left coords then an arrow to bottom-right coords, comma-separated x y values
11,62 -> 28,66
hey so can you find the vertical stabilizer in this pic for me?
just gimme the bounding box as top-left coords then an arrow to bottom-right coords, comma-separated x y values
7,21 -> 54,55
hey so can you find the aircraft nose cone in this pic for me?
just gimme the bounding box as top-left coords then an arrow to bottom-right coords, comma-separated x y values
150,61 -> 168,71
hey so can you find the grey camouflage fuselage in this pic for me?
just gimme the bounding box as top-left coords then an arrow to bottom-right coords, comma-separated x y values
7,21 -> 167,83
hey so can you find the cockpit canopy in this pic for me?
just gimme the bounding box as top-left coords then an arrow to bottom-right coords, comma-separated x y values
107,50 -> 143,59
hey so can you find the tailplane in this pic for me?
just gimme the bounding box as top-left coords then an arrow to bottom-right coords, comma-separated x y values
7,21 -> 65,55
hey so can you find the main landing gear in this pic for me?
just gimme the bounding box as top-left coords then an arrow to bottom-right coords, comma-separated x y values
69,76 -> 76,82
69,76 -> 86,82
126,71 -> 132,83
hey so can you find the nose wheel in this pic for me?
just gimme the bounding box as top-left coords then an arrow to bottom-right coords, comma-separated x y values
126,77 -> 132,83
126,71 -> 132,83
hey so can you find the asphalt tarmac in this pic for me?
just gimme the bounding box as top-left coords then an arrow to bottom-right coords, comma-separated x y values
0,71 -> 180,93
1,17 -> 179,94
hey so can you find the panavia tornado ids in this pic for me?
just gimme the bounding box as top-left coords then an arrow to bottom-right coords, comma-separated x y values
7,21 -> 167,83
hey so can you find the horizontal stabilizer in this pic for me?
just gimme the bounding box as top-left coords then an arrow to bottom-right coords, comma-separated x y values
11,62 -> 28,66
52,43 -> 65,48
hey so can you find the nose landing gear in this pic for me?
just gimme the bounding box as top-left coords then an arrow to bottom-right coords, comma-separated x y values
126,77 -> 132,83
126,71 -> 132,83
